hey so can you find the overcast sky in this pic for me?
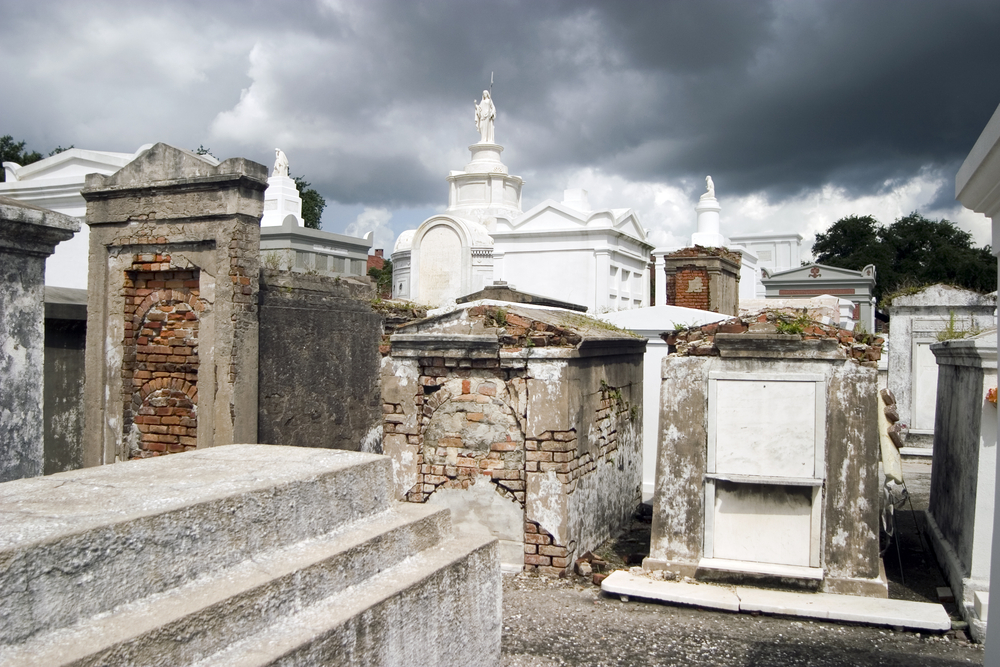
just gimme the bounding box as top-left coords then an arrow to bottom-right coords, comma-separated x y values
4,0 -> 1000,255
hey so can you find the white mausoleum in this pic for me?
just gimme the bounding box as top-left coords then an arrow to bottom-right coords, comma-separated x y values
392,91 -> 652,312
1,147 -> 148,288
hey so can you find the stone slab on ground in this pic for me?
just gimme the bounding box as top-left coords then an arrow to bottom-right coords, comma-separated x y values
602,571 -> 951,632
608,575 -> 740,612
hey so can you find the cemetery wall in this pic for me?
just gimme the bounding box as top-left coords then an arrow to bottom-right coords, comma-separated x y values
0,250 -> 47,481
0,197 -> 78,482
887,285 -> 995,451
81,144 -> 267,465
257,269 -> 383,451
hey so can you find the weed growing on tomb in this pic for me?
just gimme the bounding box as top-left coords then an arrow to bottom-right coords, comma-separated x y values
774,312 -> 812,335
853,321 -> 875,345
936,310 -> 983,342
262,251 -> 283,271
484,307 -> 508,328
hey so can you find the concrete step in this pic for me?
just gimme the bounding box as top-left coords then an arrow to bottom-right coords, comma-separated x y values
1,498 -> 452,666
193,527 -> 500,667
0,445 -> 395,644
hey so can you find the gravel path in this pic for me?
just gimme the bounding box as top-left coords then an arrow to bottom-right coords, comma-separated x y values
501,459 -> 985,666
500,573 -> 983,666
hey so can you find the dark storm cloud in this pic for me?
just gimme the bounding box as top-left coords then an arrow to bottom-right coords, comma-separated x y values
2,0 -> 999,213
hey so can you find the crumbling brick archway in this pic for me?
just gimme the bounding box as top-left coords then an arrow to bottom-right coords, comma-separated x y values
122,258 -> 203,458
411,375 -> 526,505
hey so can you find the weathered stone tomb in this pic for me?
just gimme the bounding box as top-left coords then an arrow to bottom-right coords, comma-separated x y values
647,319 -> 886,597
80,144 -> 268,465
0,197 -> 78,482
381,303 -> 644,573
925,330 -> 997,641
887,284 -> 996,454
257,269 -> 383,452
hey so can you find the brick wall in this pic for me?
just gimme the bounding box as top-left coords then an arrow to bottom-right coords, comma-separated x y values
666,266 -> 710,310
122,253 -> 201,458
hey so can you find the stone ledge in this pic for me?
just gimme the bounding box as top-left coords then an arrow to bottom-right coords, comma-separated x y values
714,333 -> 844,359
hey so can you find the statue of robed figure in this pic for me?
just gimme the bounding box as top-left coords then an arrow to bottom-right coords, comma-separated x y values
475,91 -> 496,144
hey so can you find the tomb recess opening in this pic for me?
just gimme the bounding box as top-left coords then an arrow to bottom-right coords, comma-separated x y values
121,256 -> 202,458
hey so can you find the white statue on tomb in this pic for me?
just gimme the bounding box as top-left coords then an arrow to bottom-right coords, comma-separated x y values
701,175 -> 715,200
273,148 -> 289,178
475,90 -> 496,144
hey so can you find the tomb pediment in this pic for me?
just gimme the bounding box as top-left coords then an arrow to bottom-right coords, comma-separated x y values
84,143 -> 266,191
764,262 -> 875,283
500,200 -> 647,242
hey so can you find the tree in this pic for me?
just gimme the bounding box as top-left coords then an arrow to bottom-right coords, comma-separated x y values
368,258 -> 393,297
0,135 -> 44,181
813,212 -> 996,302
292,176 -> 327,230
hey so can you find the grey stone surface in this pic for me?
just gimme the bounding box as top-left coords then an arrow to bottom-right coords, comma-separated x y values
257,269 -> 383,452
81,143 -> 267,465
0,444 -> 501,666
456,284 -> 588,312
0,196 -> 79,483
601,572 -> 951,631
43,285 -> 88,475
823,359 -> 881,589
647,356 -> 710,572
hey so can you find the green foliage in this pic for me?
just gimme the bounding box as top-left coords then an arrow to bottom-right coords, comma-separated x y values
774,313 -> 811,335
0,135 -> 44,181
49,145 -> 73,156
193,145 -> 215,158
367,258 -> 393,297
292,176 -> 327,230
813,212 -> 996,302
853,321 -> 875,345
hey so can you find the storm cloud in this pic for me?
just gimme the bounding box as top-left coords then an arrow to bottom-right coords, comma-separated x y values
3,0 -> 999,250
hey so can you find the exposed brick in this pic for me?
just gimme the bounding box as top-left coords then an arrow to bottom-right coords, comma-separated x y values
539,545 -> 568,557
524,554 -> 551,566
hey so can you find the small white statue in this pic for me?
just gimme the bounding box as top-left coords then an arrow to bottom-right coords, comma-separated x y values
701,175 -> 715,200
475,90 -> 496,144
273,148 -> 289,178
